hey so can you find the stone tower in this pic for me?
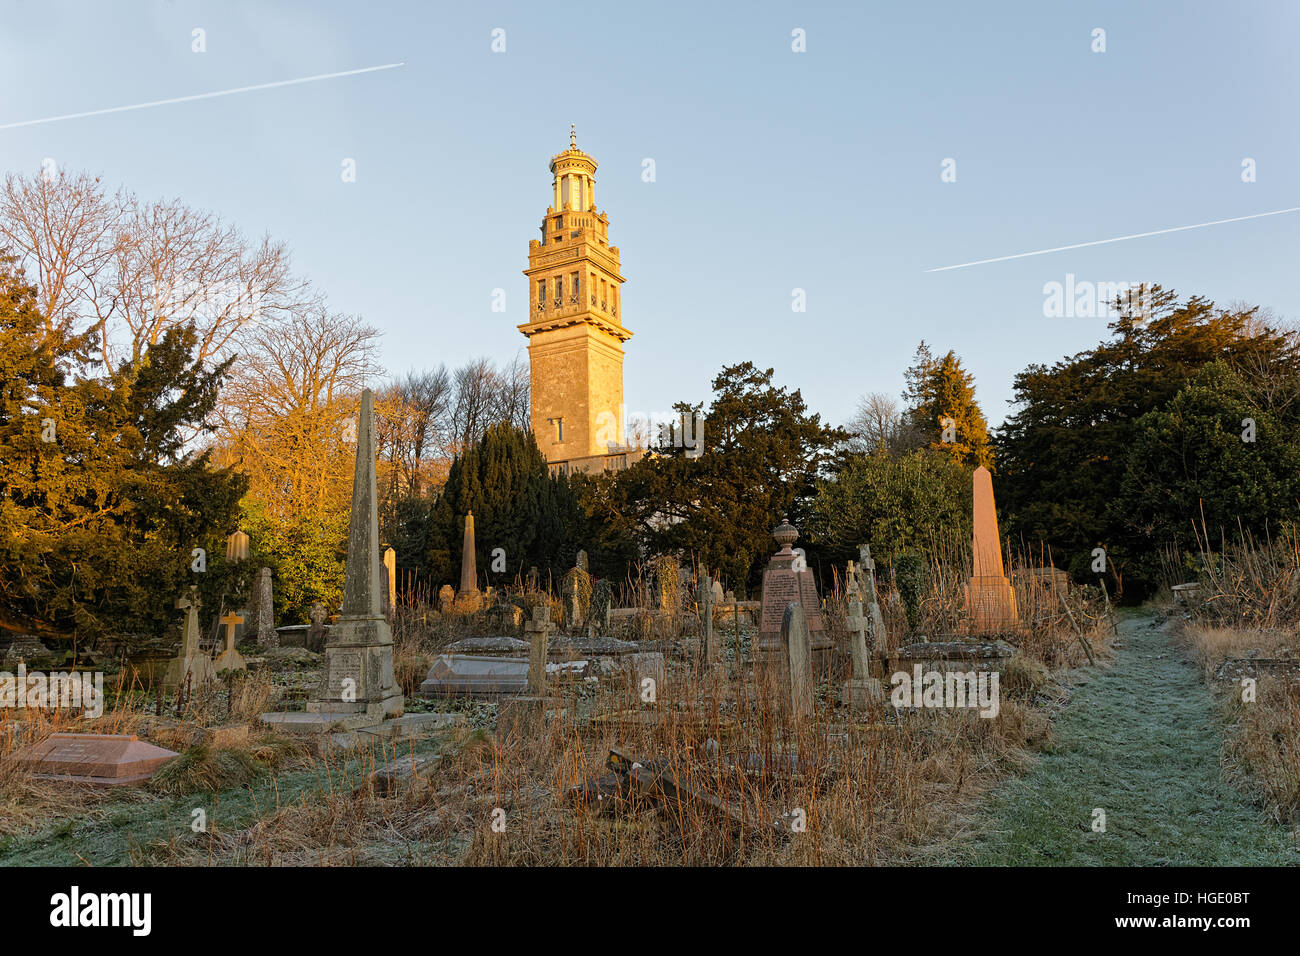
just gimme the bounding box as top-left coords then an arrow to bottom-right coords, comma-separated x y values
519,129 -> 636,476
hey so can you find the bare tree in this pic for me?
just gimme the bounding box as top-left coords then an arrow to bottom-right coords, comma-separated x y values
846,391 -> 907,455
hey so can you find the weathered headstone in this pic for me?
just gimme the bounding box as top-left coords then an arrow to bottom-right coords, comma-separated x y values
755,519 -> 830,671
13,733 -> 178,787
382,546 -> 397,618
1,633 -> 52,666
841,597 -> 882,709
858,544 -> 887,646
307,602 -> 328,653
576,549 -> 589,572
213,611 -> 247,674
457,512 -> 482,610
783,603 -> 813,718
700,573 -> 720,668
303,389 -> 403,722
438,584 -> 454,613
253,567 -> 278,647
562,564 -> 591,629
161,587 -> 216,690
526,605 -> 554,695
590,579 -> 614,632
964,467 -> 1018,632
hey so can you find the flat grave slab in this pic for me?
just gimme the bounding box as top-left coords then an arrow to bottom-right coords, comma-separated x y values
12,733 -> 178,787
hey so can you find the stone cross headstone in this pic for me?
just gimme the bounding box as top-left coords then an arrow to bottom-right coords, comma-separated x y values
305,388 -> 403,721
755,519 -> 831,671
700,573 -> 719,668
162,586 -> 216,690
214,611 -> 247,674
253,567 -> 277,647
307,602 -> 328,653
383,546 -> 397,618
844,560 -> 864,602
457,512 -> 481,609
525,606 -> 554,695
782,602 -> 813,718
859,543 -> 887,646
842,597 -> 882,708
964,467 -> 1018,632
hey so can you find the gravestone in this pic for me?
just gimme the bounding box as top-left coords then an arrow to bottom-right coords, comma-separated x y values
383,547 -> 397,618
576,549 -> 588,572
858,544 -> 887,646
252,567 -> 277,647
841,597 -> 882,709
419,655 -> 529,697
700,573 -> 720,668
306,602 -> 328,652
562,564 -> 591,629
526,566 -> 539,591
13,733 -> 178,787
782,603 -> 813,718
1,633 -> 52,666
755,519 -> 830,672
457,513 -> 482,610
161,586 -> 216,691
302,389 -> 403,722
213,611 -> 247,674
964,467 -> 1018,632
590,579 -> 614,632
438,585 -> 454,613
526,606 -> 554,695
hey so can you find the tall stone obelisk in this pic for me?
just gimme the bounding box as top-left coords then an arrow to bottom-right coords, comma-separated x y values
457,511 -> 481,609
965,465 -> 1018,633
307,389 -> 403,720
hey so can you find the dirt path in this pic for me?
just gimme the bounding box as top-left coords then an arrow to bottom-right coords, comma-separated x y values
966,611 -> 1297,865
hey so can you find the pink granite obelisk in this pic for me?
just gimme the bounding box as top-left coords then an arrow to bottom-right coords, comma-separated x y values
965,466 -> 1018,632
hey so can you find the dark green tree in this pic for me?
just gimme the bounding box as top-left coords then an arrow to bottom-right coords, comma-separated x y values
996,287 -> 1300,595
902,344 -> 993,468
605,362 -> 846,591
425,423 -> 584,590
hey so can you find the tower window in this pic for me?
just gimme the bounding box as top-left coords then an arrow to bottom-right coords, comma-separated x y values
548,417 -> 564,443
555,276 -> 563,301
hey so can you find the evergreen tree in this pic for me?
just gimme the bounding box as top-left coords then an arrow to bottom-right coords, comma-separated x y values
425,423 -> 583,590
902,344 -> 992,468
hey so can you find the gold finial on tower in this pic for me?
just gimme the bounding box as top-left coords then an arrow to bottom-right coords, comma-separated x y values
570,124 -> 577,149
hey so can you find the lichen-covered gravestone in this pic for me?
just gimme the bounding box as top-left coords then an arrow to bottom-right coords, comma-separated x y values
783,603 -> 813,718
161,587 -> 216,691
253,567 -> 277,648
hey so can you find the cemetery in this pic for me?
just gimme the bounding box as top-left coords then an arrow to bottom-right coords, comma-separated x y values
1,5 -> 1297,886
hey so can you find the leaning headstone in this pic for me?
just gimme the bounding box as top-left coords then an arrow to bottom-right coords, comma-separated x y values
526,606 -> 554,695
755,519 -> 830,671
253,567 -> 278,648
13,733 -> 178,787
965,466 -> 1018,632
306,602 -> 328,653
457,512 -> 482,610
302,388 -> 403,723
213,611 -> 247,674
782,603 -> 813,718
161,587 -> 216,691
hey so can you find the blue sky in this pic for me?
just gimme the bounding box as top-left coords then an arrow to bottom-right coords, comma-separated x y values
2,0 -> 1297,428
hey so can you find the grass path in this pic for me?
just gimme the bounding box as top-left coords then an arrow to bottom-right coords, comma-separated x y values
965,611 -> 1298,865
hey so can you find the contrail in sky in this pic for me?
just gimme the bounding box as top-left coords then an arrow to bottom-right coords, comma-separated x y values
0,62 -> 406,130
926,205 -> 1300,272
